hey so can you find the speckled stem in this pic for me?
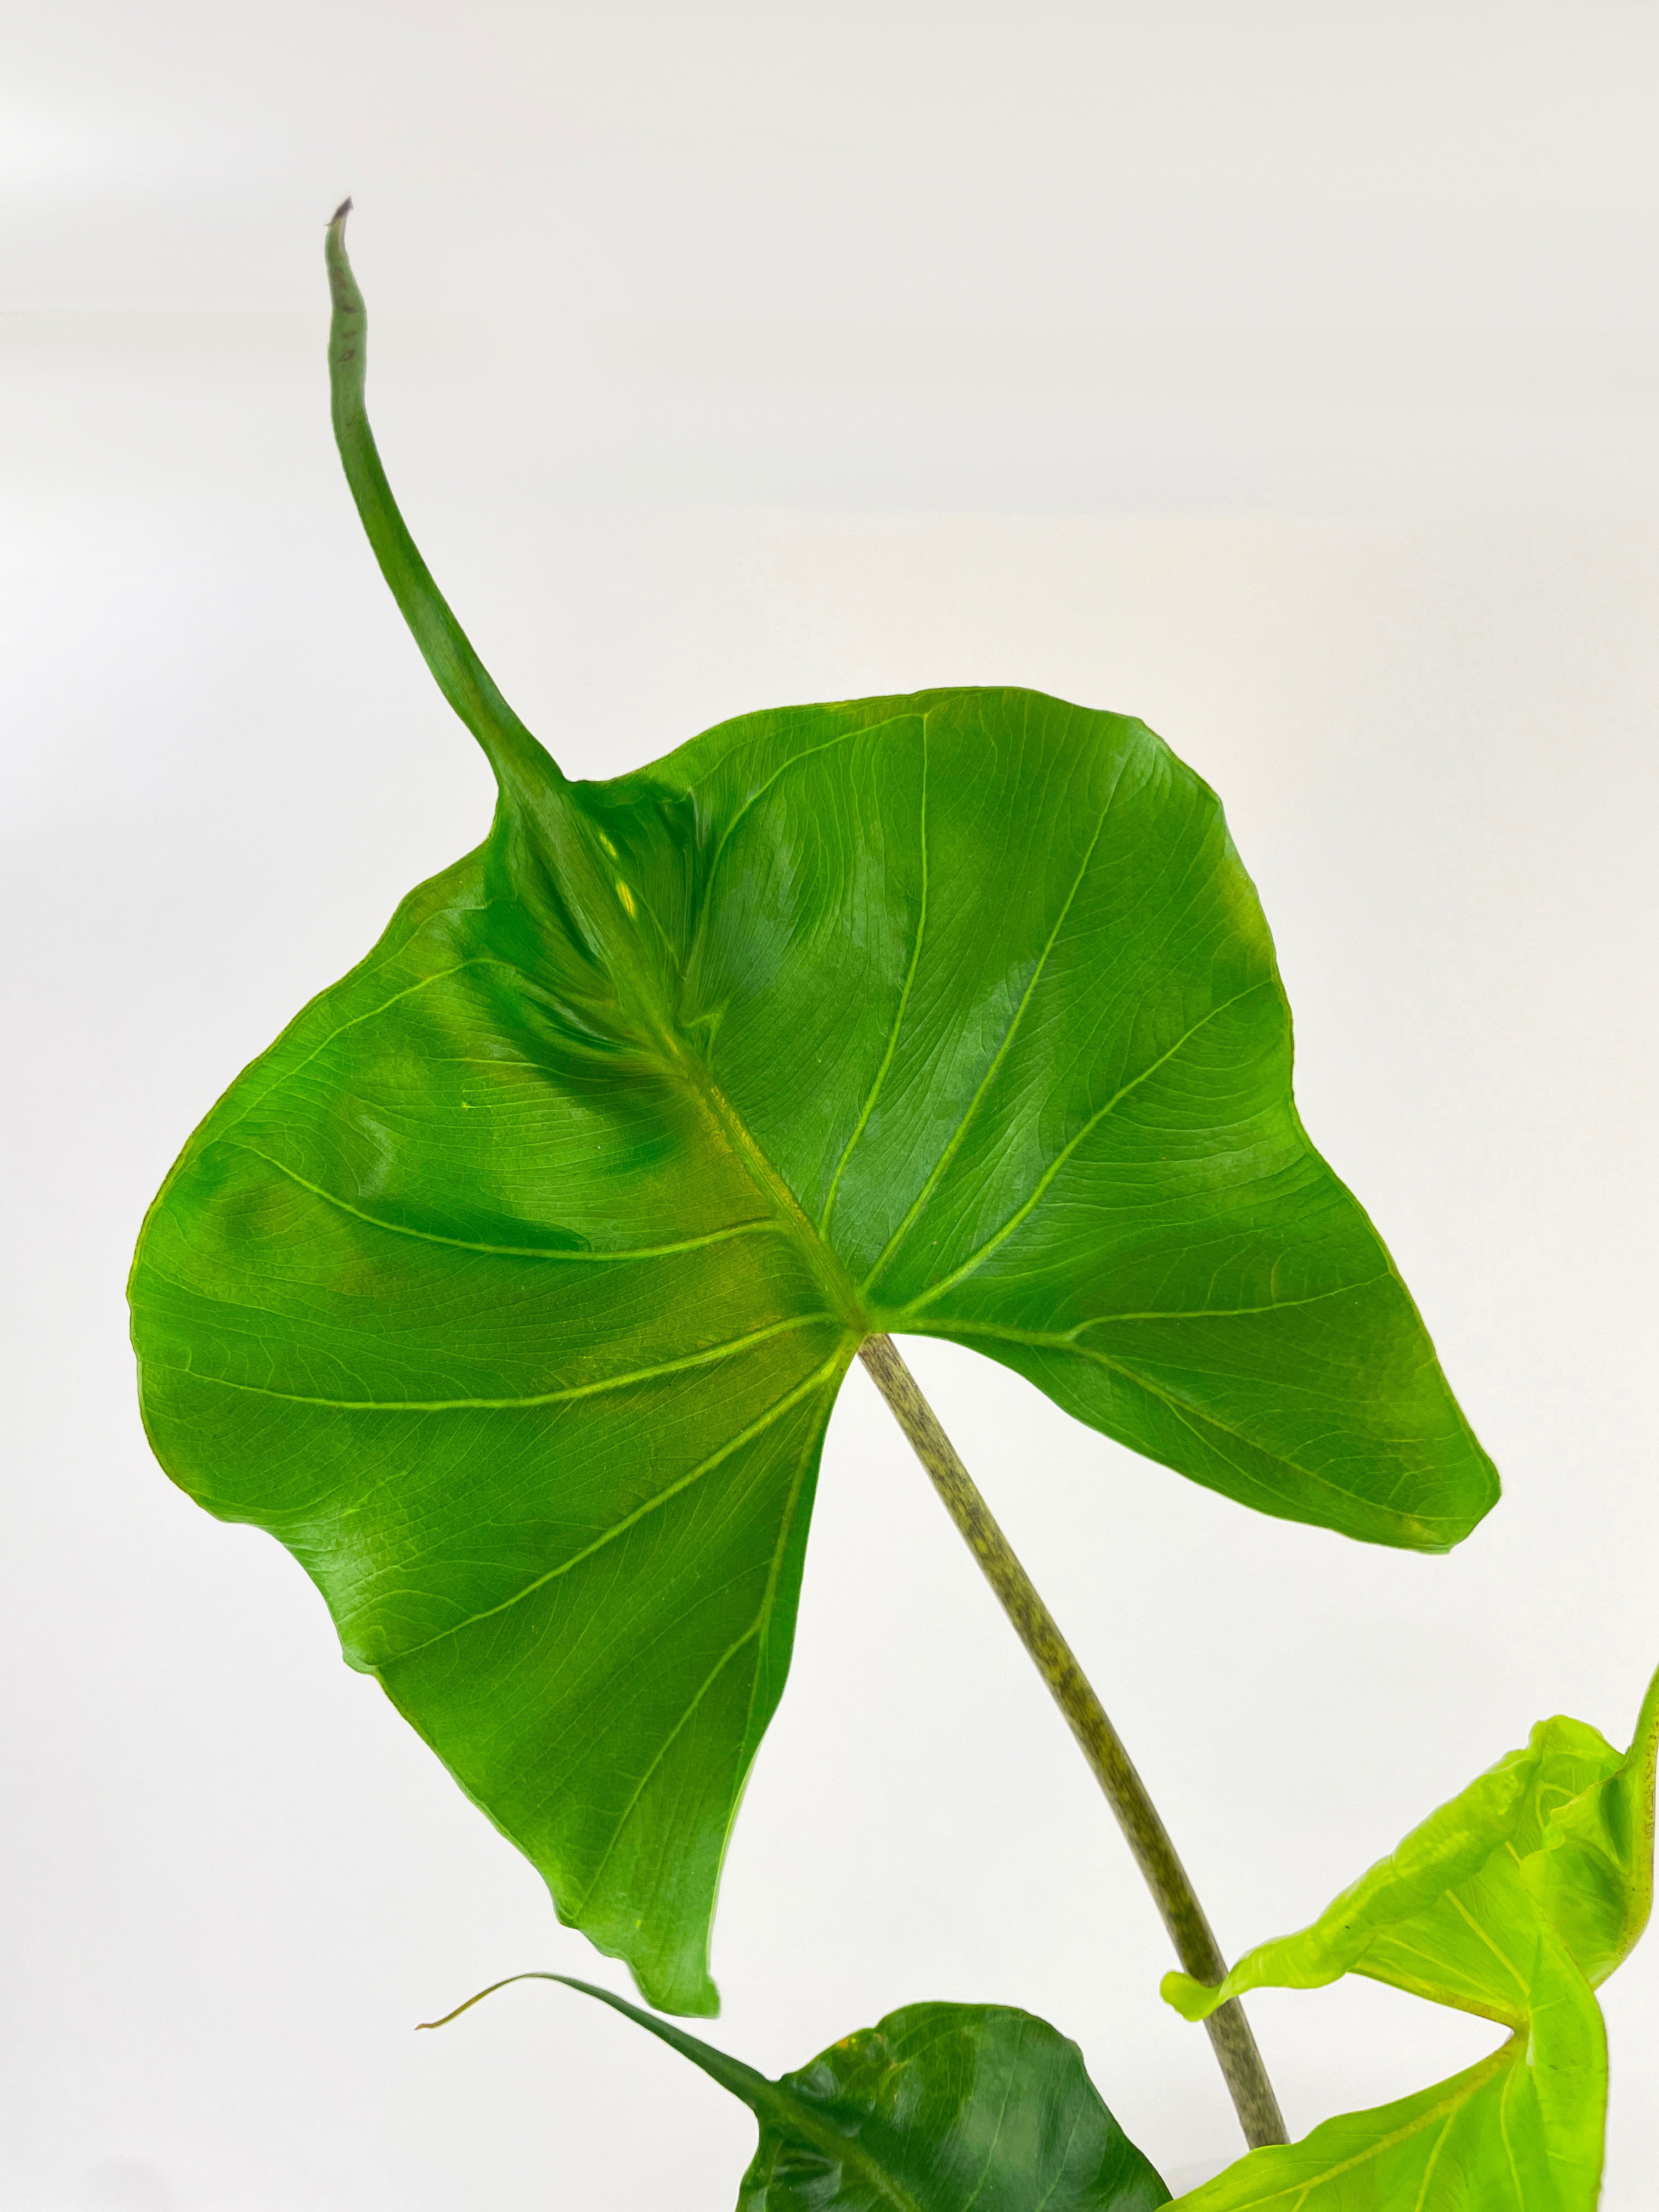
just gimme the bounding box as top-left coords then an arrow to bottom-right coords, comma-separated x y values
858,1331 -> 1288,2152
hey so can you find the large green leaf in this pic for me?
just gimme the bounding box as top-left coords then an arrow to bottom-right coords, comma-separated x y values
1162,1666 -> 1659,2207
127,211 -> 1498,2015
426,1975 -> 1170,2210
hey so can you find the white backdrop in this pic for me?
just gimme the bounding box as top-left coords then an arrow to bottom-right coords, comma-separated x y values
3,5 -> 1656,2207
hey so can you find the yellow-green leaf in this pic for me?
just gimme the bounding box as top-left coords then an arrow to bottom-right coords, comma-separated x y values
1164,1668 -> 1659,2208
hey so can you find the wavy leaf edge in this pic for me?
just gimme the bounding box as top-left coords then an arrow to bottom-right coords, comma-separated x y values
1160,1664 -> 1659,2208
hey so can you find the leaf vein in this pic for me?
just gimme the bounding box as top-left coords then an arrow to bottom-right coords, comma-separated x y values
861,759 -> 1127,1293
917,1321 -> 1425,1522
819,721 -> 929,1235
901,981 -> 1273,1308
228,1143 -> 780,1265
1210,2039 -> 1516,2206
379,1348 -> 848,1665
575,1373 -> 839,1914
154,1314 -> 831,1413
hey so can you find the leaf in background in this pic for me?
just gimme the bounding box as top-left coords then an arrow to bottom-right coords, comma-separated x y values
427,1974 -> 1171,2211
128,212 -> 1498,2014
1162,1667 -> 1659,2208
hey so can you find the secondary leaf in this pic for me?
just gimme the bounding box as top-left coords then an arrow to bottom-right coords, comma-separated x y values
427,1974 -> 1171,2210
127,210 -> 1498,2014
1162,1666 -> 1659,2208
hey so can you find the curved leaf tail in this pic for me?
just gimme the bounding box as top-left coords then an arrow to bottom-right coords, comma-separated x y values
324,199 -> 560,801
324,201 -> 652,983
417,1971 -> 779,2112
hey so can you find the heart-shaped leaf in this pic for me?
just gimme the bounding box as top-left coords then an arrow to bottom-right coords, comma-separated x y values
426,1974 -> 1171,2210
1162,1666 -> 1659,2207
127,213 -> 1498,2015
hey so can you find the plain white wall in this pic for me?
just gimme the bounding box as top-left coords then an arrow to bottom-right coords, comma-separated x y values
3,5 -> 1656,2206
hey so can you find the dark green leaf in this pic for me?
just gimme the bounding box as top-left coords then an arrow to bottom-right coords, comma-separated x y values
127,211 -> 1498,2013
427,1974 -> 1170,2211
1162,1666 -> 1659,2207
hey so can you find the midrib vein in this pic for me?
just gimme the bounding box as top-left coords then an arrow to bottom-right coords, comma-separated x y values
657,1027 -> 868,1336
582,852 -> 869,1336
740,2090 -> 928,2212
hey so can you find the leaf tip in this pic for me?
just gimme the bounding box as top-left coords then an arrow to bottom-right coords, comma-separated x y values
1160,1970 -> 1220,2023
325,198 -> 363,321
641,1967 -> 722,2021
1630,1659 -> 1659,1763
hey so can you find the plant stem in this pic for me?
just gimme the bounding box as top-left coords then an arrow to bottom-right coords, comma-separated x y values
857,1333 -> 1288,2152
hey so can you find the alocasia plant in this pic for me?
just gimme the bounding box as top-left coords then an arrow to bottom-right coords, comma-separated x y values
127,202 -> 1647,2203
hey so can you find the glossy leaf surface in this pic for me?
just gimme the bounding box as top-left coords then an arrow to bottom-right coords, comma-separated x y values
128,213 -> 1498,2014
1163,1667 -> 1659,2208
438,1975 -> 1170,2210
